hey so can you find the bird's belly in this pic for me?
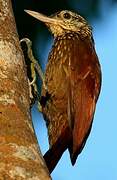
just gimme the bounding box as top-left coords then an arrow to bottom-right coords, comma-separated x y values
41,64 -> 70,145
45,62 -> 69,109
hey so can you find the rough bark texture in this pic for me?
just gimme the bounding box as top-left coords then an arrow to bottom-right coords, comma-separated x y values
0,0 -> 51,179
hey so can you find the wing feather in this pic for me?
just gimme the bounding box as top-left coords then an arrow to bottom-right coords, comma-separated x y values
66,37 -> 101,164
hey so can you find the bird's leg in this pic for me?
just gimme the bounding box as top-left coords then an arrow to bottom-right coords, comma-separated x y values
20,38 -> 46,111
20,38 -> 46,87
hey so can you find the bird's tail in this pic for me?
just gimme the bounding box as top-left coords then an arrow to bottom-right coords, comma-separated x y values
44,127 -> 71,173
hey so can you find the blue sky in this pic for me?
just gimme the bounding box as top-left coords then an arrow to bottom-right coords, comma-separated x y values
32,4 -> 117,180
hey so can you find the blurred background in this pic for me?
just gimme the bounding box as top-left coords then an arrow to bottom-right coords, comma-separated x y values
12,0 -> 117,179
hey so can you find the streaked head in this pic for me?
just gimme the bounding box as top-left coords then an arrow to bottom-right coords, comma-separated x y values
25,10 -> 92,37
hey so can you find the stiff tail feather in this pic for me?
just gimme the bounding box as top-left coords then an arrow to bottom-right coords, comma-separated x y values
44,127 -> 71,173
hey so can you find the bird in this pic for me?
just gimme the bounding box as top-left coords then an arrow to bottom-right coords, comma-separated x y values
25,9 -> 102,173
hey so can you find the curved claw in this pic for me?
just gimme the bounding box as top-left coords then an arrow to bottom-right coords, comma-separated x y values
20,38 -> 47,90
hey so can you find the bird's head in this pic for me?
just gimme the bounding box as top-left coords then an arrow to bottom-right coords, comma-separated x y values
25,10 -> 92,37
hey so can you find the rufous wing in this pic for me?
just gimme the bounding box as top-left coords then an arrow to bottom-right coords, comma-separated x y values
67,37 -> 101,165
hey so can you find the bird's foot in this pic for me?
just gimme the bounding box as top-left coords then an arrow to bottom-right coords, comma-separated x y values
20,38 -> 47,89
20,38 -> 41,106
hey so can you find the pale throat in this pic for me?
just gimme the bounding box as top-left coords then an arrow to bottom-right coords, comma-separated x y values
48,24 -> 92,38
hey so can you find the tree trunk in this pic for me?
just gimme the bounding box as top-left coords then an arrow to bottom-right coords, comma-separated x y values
0,0 -> 51,179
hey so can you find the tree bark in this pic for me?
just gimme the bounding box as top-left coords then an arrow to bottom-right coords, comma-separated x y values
0,0 -> 51,179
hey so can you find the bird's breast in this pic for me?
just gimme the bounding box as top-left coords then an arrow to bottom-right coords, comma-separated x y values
44,35 -> 78,92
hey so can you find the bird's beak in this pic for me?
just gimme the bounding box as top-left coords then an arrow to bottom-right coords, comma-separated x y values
25,10 -> 61,25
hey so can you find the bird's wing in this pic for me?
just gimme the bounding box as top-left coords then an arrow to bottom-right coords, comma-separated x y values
66,37 -> 101,165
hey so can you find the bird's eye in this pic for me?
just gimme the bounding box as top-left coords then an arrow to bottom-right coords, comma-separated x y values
63,12 -> 71,20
